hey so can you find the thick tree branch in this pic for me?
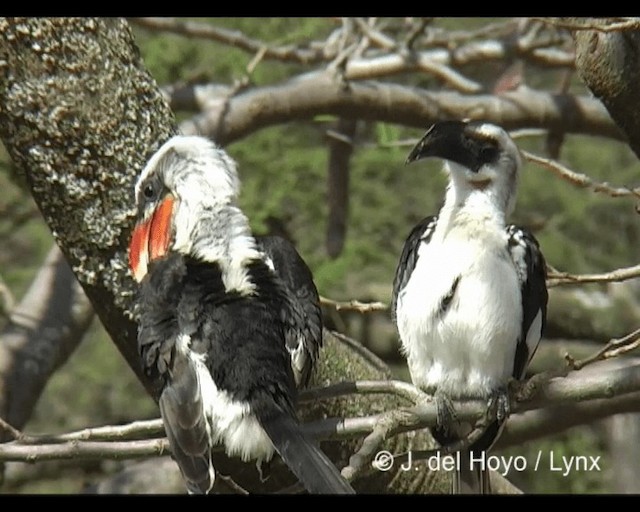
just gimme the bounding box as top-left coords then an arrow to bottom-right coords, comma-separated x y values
543,17 -> 640,33
498,391 -> 640,449
0,244 -> 95,437
326,118 -> 356,258
175,74 -> 621,145
4,359 -> 640,466
131,17 -> 575,70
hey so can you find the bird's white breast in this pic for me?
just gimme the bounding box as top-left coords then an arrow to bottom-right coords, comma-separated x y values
396,229 -> 522,398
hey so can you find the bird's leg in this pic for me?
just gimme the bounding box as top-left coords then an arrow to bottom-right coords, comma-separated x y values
434,389 -> 458,436
486,386 -> 510,424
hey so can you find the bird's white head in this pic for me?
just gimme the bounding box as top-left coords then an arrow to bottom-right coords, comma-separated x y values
406,120 -> 522,216
129,135 -> 251,283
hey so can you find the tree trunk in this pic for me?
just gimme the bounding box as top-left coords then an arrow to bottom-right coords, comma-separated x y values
572,17 -> 640,159
0,17 -> 176,400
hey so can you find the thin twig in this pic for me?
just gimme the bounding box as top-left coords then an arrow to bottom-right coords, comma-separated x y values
394,424 -> 487,466
128,17 -> 327,63
217,474 -> 251,495
0,438 -> 171,462
404,18 -> 431,50
246,46 -> 268,75
546,264 -> 640,287
0,417 -> 24,441
342,408 -> 416,481
524,150 -> 640,199
352,18 -> 396,50
320,296 -> 388,313
0,274 -> 15,314
565,326 -> 640,371
0,417 -> 164,444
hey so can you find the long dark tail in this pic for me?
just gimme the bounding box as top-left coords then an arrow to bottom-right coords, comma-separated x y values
453,450 -> 491,494
260,412 -> 355,494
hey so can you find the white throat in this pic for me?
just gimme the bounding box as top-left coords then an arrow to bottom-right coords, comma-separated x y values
435,186 -> 503,244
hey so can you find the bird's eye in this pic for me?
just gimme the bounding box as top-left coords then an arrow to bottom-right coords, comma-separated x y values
142,182 -> 157,201
479,144 -> 498,163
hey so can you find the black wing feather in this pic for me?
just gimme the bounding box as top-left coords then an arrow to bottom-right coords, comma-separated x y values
255,235 -> 322,388
137,253 -> 215,494
391,215 -> 438,321
507,225 -> 548,379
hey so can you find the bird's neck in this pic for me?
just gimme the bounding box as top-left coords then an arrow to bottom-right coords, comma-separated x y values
437,180 -> 508,238
187,205 -> 262,294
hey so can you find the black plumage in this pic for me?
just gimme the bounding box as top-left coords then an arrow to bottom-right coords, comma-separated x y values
129,135 -> 353,495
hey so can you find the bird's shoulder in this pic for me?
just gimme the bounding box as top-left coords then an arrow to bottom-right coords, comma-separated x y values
391,215 -> 439,315
504,224 -> 546,284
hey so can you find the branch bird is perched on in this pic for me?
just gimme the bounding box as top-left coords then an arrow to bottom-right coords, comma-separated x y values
128,135 -> 355,494
391,120 -> 548,493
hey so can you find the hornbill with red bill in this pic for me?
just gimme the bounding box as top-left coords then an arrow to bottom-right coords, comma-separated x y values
128,135 -> 355,494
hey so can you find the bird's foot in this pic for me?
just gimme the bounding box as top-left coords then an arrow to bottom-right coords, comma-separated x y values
434,390 -> 458,436
487,387 -> 510,425
511,372 -> 555,403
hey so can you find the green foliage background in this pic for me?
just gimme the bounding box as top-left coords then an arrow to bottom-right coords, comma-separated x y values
1,18 -> 639,494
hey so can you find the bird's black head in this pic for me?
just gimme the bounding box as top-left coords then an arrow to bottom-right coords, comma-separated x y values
405,120 -> 502,173
405,120 -> 522,215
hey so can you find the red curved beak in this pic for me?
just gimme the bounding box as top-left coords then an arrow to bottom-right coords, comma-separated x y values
129,195 -> 175,282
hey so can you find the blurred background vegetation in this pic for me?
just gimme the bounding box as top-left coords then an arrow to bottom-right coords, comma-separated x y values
1,17 -> 639,493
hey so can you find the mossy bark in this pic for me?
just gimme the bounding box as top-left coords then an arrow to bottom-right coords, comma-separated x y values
0,17 -> 176,400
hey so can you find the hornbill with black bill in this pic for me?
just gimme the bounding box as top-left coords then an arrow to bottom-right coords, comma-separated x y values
391,121 -> 548,493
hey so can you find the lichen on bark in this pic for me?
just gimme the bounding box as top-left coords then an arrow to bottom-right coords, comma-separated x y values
0,17 -> 176,394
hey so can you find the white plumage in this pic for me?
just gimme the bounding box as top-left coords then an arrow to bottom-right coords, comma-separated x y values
397,226 -> 522,398
392,120 -> 548,493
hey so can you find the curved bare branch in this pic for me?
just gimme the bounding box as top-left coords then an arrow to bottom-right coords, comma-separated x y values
175,73 -> 621,145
